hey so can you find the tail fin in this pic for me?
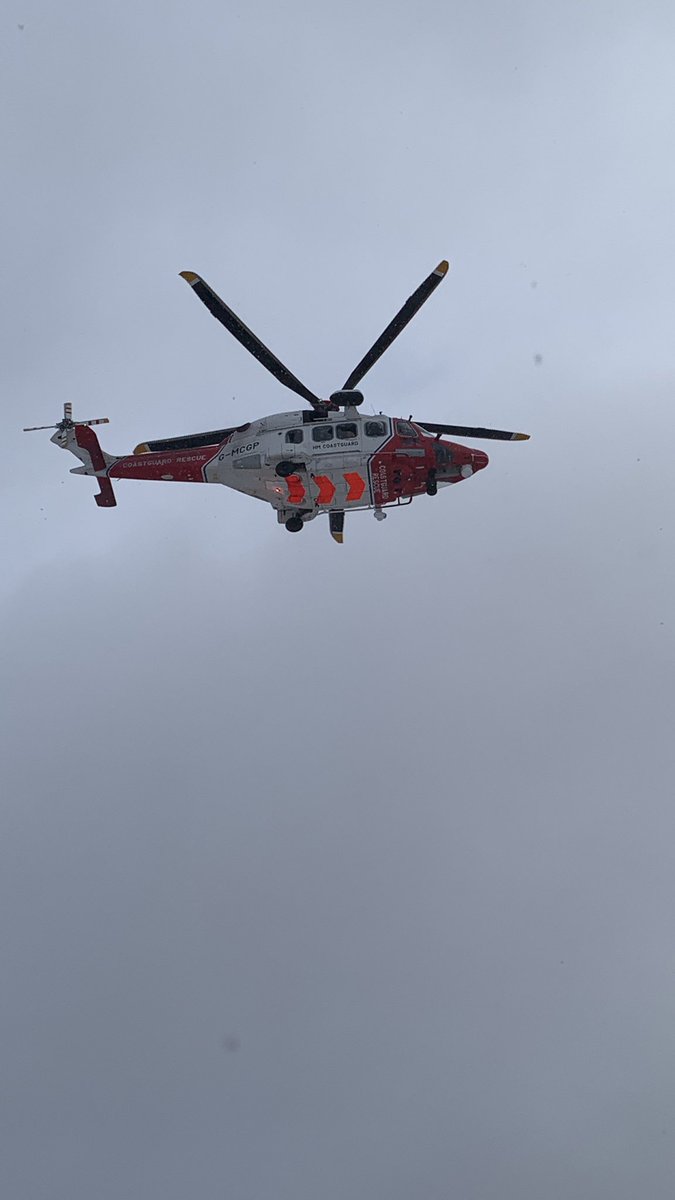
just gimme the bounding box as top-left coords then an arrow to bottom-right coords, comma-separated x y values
25,404 -> 117,507
63,424 -> 117,507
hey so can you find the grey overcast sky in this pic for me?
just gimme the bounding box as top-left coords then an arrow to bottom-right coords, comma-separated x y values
2,1 -> 675,1197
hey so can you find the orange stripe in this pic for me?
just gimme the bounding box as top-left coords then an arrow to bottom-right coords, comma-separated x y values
286,474 -> 306,504
344,472 -> 366,502
313,474 -> 336,505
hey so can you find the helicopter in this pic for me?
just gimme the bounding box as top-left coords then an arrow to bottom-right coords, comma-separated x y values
24,259 -> 529,543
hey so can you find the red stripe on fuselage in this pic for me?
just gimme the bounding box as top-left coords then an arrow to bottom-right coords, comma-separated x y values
109,446 -> 220,482
368,429 -> 435,505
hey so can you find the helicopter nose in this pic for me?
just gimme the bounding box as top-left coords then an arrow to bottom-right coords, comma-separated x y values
460,449 -> 489,477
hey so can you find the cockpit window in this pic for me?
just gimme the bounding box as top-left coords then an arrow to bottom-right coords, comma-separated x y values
285,429 -> 304,444
312,425 -> 334,442
336,422 -> 358,440
364,420 -> 388,438
396,420 -> 417,438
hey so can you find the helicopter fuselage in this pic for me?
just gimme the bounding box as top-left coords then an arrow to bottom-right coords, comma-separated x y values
104,408 -> 489,524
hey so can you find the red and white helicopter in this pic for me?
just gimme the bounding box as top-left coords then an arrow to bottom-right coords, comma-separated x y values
25,260 -> 529,543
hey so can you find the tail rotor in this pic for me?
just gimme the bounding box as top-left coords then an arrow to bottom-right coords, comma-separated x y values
23,402 -> 109,433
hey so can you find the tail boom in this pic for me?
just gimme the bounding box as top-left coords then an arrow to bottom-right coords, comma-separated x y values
108,443 -> 221,483
52,420 -> 223,506
35,405 -> 224,507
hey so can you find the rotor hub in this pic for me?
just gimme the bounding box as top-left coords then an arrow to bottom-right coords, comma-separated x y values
329,389 -> 365,408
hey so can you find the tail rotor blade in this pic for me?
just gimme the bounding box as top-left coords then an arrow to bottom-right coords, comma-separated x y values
342,259 -> 449,390
24,412 -> 109,433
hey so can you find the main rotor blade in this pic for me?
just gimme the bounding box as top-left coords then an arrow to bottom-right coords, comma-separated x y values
417,421 -> 530,441
180,271 -> 325,411
342,259 -> 449,390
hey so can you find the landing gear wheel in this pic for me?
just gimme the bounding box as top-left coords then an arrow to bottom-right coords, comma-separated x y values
275,460 -> 298,478
426,469 -> 438,497
285,515 -> 304,533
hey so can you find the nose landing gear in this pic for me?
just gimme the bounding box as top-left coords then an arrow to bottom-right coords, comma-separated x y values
426,469 -> 438,496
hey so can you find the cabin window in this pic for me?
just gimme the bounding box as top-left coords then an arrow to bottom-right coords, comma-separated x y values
365,420 -> 387,438
396,420 -> 417,438
336,422 -> 358,440
312,425 -> 334,442
285,429 -> 304,444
